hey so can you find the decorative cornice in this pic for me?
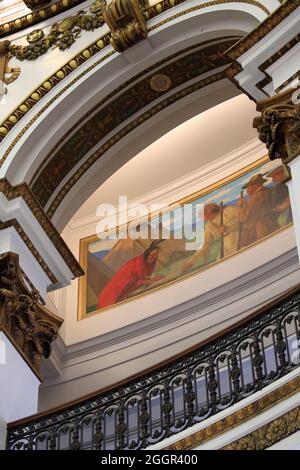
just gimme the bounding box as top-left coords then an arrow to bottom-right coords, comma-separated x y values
164,373 -> 300,450
0,178 -> 84,279
0,0 -> 86,37
255,32 -> 300,93
222,405 -> 300,450
0,0 -> 270,39
147,0 -> 269,32
0,252 -> 63,380
0,218 -> 58,284
0,0 -> 269,143
226,0 -> 300,61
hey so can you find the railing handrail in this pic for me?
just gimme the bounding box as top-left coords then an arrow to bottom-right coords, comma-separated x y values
8,282 -> 300,430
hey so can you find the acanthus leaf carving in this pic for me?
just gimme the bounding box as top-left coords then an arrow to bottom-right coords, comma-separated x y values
253,90 -> 300,169
0,252 -> 63,379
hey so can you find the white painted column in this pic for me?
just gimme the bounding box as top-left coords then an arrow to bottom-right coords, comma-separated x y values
0,332 -> 40,450
287,156 -> 300,262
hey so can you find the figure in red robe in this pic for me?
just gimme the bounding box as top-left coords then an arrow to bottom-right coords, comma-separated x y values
97,242 -> 163,309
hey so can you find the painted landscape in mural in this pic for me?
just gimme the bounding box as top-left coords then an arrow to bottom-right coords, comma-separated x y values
79,159 -> 293,317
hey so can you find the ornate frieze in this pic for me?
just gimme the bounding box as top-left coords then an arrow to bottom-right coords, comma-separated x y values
253,90 -> 300,170
9,6 -> 104,61
0,0 -> 86,37
0,252 -> 63,379
222,406 -> 300,450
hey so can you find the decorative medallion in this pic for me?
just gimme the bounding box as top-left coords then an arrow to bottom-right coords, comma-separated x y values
149,73 -> 172,92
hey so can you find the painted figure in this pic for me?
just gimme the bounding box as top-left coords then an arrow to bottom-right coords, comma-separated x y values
267,166 -> 292,226
238,174 -> 279,248
97,241 -> 163,308
182,202 -> 240,272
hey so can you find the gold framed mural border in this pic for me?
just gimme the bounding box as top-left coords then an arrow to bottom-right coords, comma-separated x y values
78,155 -> 293,320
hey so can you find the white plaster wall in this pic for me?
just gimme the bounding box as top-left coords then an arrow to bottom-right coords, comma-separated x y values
0,332 -> 40,449
235,5 -> 300,99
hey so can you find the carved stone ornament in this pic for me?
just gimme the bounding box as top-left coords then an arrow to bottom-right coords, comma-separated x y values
0,252 -> 63,380
101,0 -> 149,52
253,88 -> 300,167
9,6 -> 104,61
0,40 -> 21,91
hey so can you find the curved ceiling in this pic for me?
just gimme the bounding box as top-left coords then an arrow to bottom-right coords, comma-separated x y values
70,93 -> 258,225
0,2 -> 270,232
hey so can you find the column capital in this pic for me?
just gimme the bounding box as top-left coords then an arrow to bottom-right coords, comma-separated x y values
253,88 -> 300,173
0,252 -> 63,381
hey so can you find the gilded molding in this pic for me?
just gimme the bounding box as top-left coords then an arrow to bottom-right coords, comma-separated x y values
0,33 -> 111,143
253,89 -> 300,167
0,178 -> 84,279
30,37 -> 234,184
163,374 -> 300,450
0,0 -> 87,37
0,252 -> 63,380
222,406 -> 300,450
255,32 -> 300,94
147,0 -> 269,32
0,0 -> 269,143
226,0 -> 300,61
23,0 -> 54,8
0,0 -> 270,38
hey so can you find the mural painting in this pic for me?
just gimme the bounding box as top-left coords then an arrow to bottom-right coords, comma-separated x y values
78,157 -> 292,318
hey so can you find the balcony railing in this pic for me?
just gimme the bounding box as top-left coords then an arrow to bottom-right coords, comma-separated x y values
7,286 -> 300,450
